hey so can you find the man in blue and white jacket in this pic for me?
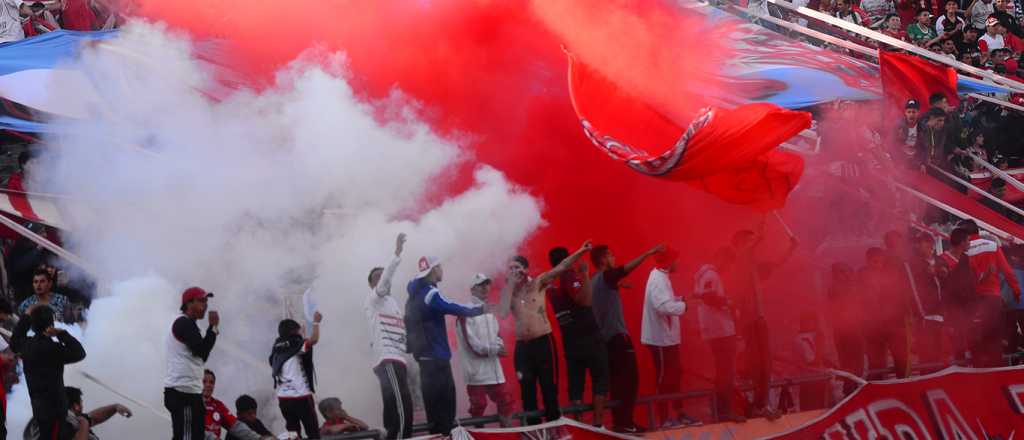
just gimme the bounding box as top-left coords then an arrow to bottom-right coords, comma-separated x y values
405,256 -> 484,435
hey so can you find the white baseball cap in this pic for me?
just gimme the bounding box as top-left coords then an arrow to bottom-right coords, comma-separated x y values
471,273 -> 491,286
415,256 -> 441,279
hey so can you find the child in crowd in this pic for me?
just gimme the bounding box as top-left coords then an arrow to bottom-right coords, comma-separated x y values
318,398 -> 369,436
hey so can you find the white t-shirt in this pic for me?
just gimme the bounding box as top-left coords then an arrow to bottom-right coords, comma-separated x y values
971,0 -> 996,29
980,33 -> 1006,52
0,0 -> 24,44
276,341 -> 313,398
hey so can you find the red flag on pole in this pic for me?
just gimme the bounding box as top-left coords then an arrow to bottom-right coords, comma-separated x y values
567,55 -> 811,211
879,50 -> 959,111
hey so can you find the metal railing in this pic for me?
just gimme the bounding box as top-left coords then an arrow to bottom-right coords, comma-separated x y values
322,357 -> 1022,439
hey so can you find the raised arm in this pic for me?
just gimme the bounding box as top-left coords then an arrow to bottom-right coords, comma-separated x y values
537,241 -> 592,287
623,244 -> 665,275
496,280 -> 514,318
10,313 -> 30,354
426,288 -> 483,317
53,329 -> 86,364
308,311 -> 322,346
171,317 -> 217,362
573,262 -> 593,306
375,233 -> 406,298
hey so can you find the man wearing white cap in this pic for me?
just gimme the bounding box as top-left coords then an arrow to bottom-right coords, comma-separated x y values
455,274 -> 513,427
405,256 -> 485,435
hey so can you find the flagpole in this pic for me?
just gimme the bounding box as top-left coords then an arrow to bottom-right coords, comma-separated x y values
773,211 -> 796,238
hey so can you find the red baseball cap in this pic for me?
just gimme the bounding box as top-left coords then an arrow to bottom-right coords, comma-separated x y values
181,286 -> 214,306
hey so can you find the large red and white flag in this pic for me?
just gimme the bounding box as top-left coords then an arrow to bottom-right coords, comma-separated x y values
567,55 -> 811,211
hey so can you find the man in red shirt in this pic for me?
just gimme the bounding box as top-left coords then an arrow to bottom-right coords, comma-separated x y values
960,220 -> 1021,367
202,370 -> 274,440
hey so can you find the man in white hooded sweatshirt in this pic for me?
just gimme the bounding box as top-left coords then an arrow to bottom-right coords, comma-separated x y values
641,248 -> 699,429
455,274 -> 513,427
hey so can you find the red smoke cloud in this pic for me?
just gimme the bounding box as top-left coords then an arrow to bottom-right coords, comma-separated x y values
131,0 -> 817,421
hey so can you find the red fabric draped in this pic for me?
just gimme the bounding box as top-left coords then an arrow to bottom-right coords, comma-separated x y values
567,55 -> 811,211
879,51 -> 959,111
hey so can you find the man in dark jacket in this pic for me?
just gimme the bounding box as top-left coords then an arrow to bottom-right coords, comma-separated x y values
907,234 -> 946,369
11,305 -> 86,440
405,256 -> 483,435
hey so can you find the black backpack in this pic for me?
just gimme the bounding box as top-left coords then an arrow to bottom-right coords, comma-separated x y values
944,255 -> 977,307
403,293 -> 428,357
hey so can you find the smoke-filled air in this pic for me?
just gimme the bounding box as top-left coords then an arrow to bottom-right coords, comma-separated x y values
3,0 -> 976,437
20,22 -> 543,437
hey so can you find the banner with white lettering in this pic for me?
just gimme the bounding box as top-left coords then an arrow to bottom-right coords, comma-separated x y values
767,366 -> 1024,439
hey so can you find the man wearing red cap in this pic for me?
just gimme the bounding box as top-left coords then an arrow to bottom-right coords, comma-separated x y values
641,248 -> 699,428
164,286 -> 219,440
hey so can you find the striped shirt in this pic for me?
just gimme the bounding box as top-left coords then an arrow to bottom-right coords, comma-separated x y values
365,256 -> 408,366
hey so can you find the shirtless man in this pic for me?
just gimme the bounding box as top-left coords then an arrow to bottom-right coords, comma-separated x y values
499,240 -> 592,425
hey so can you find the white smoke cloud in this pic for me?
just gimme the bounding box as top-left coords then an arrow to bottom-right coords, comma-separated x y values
22,22 -> 543,438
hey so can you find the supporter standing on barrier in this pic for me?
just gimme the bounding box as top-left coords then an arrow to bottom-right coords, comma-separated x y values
365,233 -> 413,439
406,255 -> 484,435
164,287 -> 218,440
862,246 -> 912,379
498,242 -> 591,425
827,262 -> 865,396
960,220 -> 1021,367
727,226 -> 797,419
590,242 -> 663,433
455,274 -> 513,427
695,249 -> 745,423
907,234 -> 947,369
640,247 -> 700,428
271,313 -> 323,439
12,305 -> 86,440
938,228 -> 974,363
546,246 -> 609,427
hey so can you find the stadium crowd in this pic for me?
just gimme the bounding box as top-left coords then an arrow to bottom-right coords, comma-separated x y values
3,0 -> 1024,438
